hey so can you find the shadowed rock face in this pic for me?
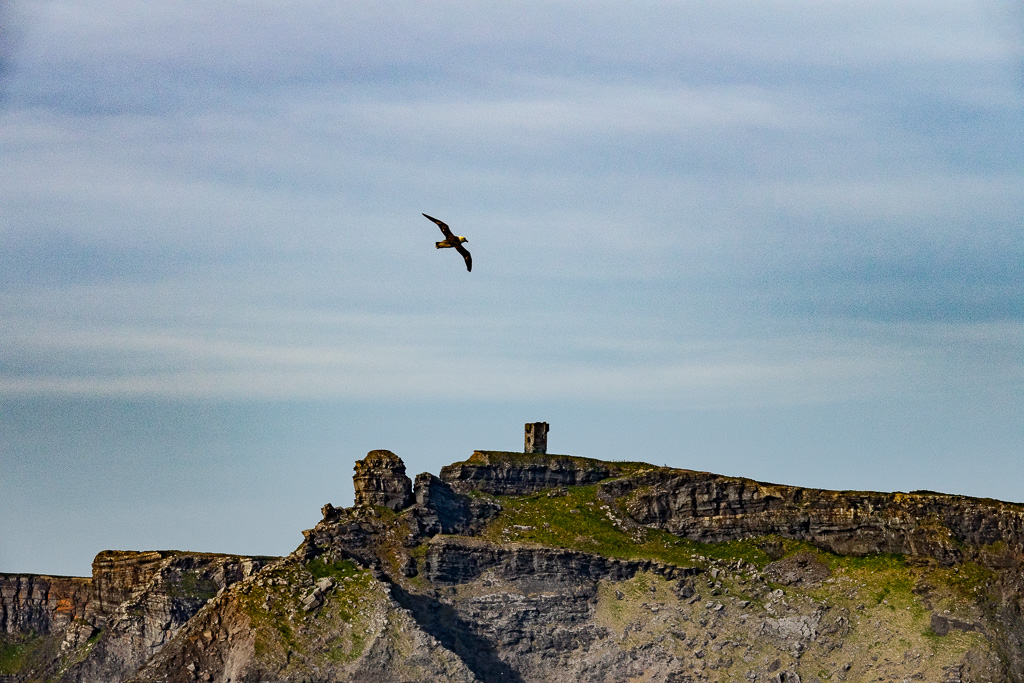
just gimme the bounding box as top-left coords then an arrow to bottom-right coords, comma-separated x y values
353,449 -> 413,511
5,450 -> 1024,682
420,537 -> 699,586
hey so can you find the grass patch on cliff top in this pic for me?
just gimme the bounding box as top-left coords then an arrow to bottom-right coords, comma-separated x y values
482,484 -> 941,578
481,485 -> 783,567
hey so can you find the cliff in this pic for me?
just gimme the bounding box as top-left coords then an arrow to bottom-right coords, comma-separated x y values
0,551 -> 276,683
1,574 -> 91,636
4,447 -> 1024,682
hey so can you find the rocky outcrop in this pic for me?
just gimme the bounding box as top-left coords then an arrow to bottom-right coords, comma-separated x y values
63,553 -> 274,683
353,449 -> 413,511
411,473 -> 501,536
300,504 -> 395,569
440,450 -> 621,495
0,552 -> 275,683
302,475 -> 501,572
0,574 -> 91,635
599,468 -> 1024,565
413,473 -> 473,535
126,556 -> 481,683
89,551 -> 181,623
597,468 -> 1024,681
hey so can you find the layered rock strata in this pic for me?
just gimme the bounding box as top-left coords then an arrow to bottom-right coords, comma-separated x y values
352,449 -> 413,511
0,574 -> 91,635
420,536 -> 699,585
0,552 -> 275,683
439,450 -> 625,495
599,468 -> 1024,562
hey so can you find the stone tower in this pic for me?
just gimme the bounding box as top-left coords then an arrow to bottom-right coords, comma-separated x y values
352,450 -> 413,511
524,422 -> 549,454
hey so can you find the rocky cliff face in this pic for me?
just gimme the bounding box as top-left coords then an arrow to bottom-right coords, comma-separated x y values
0,552 -> 275,683
1,574 -> 91,636
598,468 -> 1024,562
352,450 -> 412,511
439,450 -> 627,495
4,449 -> 1024,682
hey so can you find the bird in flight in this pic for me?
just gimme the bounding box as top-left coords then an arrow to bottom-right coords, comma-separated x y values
423,213 -> 472,272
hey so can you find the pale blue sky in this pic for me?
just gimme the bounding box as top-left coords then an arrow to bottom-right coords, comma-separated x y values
1,0 -> 1022,576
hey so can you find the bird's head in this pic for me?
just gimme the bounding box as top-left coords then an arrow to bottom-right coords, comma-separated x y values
458,236 -> 468,243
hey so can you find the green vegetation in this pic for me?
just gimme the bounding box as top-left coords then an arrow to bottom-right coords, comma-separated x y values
481,484 -> 824,569
482,484 -> 677,561
479,474 -> 1003,674
0,638 -> 31,674
870,572 -> 914,607
53,623 -> 103,677
237,557 -> 382,671
696,536 -> 798,568
479,477 -> 975,584
941,561 -> 996,598
326,627 -> 367,664
581,539 -> 993,681
820,551 -> 907,572
593,571 -> 676,637
0,633 -> 62,678
172,570 -> 220,600
307,558 -> 364,582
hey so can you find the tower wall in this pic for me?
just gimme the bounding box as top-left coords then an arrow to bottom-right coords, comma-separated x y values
524,422 -> 549,454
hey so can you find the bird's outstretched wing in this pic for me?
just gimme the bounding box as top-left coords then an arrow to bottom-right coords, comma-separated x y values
455,243 -> 472,272
422,213 -> 456,241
